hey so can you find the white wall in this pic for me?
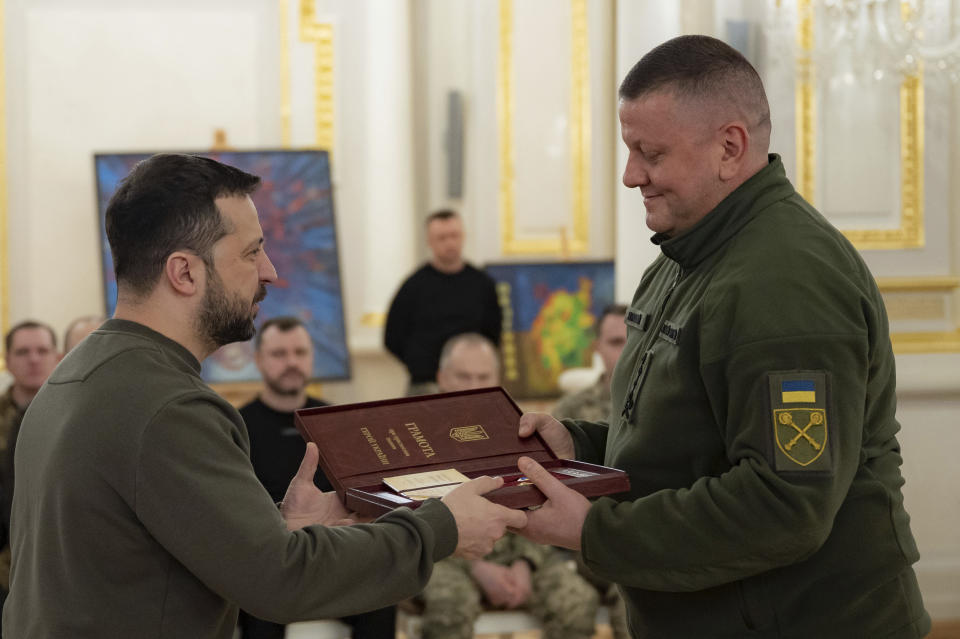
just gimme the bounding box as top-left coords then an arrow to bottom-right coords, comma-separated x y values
4,0 -> 279,338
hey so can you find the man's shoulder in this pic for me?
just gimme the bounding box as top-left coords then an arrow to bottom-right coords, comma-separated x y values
407,263 -> 436,282
49,330 -> 228,428
459,263 -> 497,289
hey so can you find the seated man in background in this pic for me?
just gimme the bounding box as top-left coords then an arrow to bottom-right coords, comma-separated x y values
418,333 -> 598,639
0,321 -> 60,628
551,304 -> 629,639
552,304 -> 628,423
238,316 -> 395,639
62,315 -> 106,354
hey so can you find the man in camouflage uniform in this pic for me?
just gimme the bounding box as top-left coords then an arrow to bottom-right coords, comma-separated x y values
552,304 -> 628,424
0,321 -> 58,458
0,321 -> 60,623
551,304 -> 628,639
419,333 -> 598,639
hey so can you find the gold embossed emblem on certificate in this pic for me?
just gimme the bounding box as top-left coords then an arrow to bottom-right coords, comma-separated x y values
449,425 -> 489,442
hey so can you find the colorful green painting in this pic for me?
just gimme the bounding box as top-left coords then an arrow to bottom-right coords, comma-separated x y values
485,261 -> 615,399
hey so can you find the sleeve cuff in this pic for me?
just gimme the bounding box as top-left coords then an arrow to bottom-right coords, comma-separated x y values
412,499 -> 458,562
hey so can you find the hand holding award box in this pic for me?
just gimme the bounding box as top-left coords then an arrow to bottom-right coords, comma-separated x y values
293,387 -> 630,516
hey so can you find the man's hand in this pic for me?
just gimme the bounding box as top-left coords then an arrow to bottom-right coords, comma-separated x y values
518,413 -> 575,459
441,476 -> 527,560
504,560 -> 532,608
470,559 -> 529,609
512,457 -> 590,550
280,442 -> 351,530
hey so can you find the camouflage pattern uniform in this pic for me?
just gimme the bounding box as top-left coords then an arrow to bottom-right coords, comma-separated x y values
0,387 -> 26,593
418,533 -> 598,639
552,376 -> 612,424
552,378 -> 629,639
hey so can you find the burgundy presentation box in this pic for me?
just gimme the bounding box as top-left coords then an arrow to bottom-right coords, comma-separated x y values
294,387 -> 630,516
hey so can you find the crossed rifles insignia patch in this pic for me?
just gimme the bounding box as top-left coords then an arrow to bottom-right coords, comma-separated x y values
768,371 -> 832,473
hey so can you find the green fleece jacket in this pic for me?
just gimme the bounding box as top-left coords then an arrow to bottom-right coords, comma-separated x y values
569,156 -> 930,638
5,320 -> 457,638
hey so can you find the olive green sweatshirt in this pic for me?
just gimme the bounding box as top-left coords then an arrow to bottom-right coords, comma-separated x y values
5,319 -> 457,638
569,156 -> 930,638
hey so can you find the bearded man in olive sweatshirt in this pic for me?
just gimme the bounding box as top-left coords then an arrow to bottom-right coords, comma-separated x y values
4,153 -> 525,639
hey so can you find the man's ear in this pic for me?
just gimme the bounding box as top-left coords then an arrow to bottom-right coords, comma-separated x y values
717,121 -> 750,181
164,251 -> 204,297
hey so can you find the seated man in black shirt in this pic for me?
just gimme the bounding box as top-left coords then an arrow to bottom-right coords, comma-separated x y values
238,316 -> 395,639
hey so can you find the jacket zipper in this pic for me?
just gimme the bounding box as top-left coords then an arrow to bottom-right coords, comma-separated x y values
621,263 -> 685,421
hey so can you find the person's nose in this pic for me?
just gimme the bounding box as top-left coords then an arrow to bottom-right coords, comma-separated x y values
622,156 -> 650,189
259,251 -> 278,283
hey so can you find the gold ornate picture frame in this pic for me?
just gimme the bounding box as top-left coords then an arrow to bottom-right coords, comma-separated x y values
497,0 -> 591,255
794,0 -> 924,251
793,1 -> 958,352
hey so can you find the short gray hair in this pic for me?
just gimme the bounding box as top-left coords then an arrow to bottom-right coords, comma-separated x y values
437,333 -> 500,374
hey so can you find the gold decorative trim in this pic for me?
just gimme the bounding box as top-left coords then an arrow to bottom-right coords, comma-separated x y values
879,276 -> 960,352
843,72 -> 924,250
360,312 -> 386,328
496,282 -> 519,381
795,0 -> 815,201
876,276 -> 959,293
299,0 -> 334,152
891,330 -> 960,353
279,0 -> 292,148
498,0 -> 591,255
0,0 -> 8,368
569,0 -> 591,253
795,1 -> 924,250
210,382 -> 261,408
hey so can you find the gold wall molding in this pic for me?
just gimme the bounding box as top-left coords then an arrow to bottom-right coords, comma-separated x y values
299,0 -> 334,152
0,0 -> 8,368
795,0 -> 815,201
360,312 -> 386,328
279,0 -> 292,147
496,281 -> 519,380
795,1 -> 924,250
877,276 -> 960,353
876,276 -> 959,293
498,0 -> 591,255
891,330 -> 960,353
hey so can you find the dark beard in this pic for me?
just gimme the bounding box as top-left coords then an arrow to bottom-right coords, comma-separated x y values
264,376 -> 305,397
197,273 -> 266,348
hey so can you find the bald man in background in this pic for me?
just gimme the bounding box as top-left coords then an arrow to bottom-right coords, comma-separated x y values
418,333 -> 598,639
63,315 -> 105,353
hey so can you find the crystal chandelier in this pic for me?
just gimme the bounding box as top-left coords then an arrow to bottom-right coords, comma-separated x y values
820,0 -> 960,84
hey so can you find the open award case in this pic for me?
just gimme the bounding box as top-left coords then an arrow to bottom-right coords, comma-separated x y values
294,387 -> 630,516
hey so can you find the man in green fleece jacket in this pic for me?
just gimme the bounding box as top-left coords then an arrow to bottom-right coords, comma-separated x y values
516,36 -> 930,638
4,154 -> 526,638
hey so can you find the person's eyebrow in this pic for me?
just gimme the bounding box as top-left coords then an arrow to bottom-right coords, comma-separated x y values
243,237 -> 265,253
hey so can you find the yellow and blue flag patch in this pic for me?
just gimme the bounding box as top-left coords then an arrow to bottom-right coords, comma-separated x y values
768,371 -> 832,473
781,379 -> 816,403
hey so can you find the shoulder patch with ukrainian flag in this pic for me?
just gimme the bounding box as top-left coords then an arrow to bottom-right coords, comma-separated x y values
768,371 -> 833,473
